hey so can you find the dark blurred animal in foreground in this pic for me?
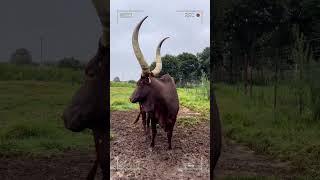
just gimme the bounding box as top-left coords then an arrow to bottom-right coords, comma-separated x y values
62,0 -> 109,179
129,16 -> 179,150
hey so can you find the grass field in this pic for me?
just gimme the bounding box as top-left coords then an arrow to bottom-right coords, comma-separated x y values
0,80 -> 209,157
0,81 -> 92,156
0,64 -> 319,177
216,84 -> 320,177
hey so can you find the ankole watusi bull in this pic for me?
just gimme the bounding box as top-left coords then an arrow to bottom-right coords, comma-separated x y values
129,16 -> 179,150
62,40 -> 109,180
62,0 -> 109,179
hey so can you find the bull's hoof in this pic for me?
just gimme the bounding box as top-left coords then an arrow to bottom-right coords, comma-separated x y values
148,147 -> 153,152
145,135 -> 149,142
168,146 -> 172,150
150,142 -> 155,147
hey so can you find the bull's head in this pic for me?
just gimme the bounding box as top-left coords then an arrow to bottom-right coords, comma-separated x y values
129,16 -> 169,107
63,42 -> 108,132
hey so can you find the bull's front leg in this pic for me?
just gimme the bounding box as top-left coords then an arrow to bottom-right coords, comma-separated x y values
167,124 -> 174,150
90,128 -> 108,180
150,113 -> 157,148
141,111 -> 147,134
146,112 -> 151,137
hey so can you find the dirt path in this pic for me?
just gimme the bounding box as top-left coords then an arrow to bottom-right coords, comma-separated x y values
0,109 -> 294,180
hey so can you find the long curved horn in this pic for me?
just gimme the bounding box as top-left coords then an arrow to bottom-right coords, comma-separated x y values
151,37 -> 169,76
132,16 -> 150,75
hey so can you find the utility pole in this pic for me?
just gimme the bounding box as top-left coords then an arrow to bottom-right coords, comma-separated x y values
40,36 -> 44,65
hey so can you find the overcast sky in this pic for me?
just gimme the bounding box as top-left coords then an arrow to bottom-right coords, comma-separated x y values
0,0 -> 100,63
0,0 -> 210,81
111,0 -> 210,81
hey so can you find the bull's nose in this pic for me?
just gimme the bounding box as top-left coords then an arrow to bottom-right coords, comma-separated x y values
130,97 -> 137,103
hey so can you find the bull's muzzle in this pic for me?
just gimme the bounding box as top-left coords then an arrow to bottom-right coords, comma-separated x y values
63,106 -> 88,132
130,97 -> 138,103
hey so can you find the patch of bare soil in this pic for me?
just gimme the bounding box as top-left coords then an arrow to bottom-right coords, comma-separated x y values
0,109 -> 294,180
216,139 -> 294,179
110,108 -> 210,180
0,151 -> 98,180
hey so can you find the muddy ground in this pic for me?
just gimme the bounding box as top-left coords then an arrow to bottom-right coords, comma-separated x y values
0,109 -> 295,180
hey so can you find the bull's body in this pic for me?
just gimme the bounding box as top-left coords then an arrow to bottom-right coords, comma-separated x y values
131,74 -> 179,149
151,75 -> 179,149
148,75 -> 179,130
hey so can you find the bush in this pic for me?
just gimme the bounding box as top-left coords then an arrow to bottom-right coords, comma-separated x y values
113,76 -> 120,82
308,63 -> 320,120
10,48 -> 33,64
128,80 -> 136,84
58,57 -> 81,69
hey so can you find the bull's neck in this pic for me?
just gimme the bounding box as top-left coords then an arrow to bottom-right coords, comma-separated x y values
150,77 -> 164,98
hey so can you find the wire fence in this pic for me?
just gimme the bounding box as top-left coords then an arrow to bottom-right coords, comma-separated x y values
212,35 -> 320,121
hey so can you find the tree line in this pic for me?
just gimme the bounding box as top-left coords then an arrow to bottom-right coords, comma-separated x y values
213,0 -> 320,120
214,0 -> 320,87
149,47 -> 210,86
9,47 -> 211,86
8,48 -> 85,69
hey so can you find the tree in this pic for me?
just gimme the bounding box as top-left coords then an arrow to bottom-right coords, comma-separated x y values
224,0 -> 286,95
291,26 -> 313,115
177,52 -> 201,84
113,76 -> 120,82
128,80 -> 136,84
58,57 -> 81,69
150,54 -> 180,82
10,48 -> 32,64
197,47 -> 210,77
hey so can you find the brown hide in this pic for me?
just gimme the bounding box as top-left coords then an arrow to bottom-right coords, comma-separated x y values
63,42 -> 108,132
62,1 -> 109,179
131,74 -> 179,149
62,41 -> 109,180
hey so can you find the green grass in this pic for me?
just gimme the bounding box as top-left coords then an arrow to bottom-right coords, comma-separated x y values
0,63 -> 83,83
178,88 -> 209,117
0,81 -> 92,156
110,82 -> 209,129
0,80 -> 208,156
177,116 -> 202,127
220,177 -> 278,180
110,86 -> 138,111
215,84 -> 320,178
